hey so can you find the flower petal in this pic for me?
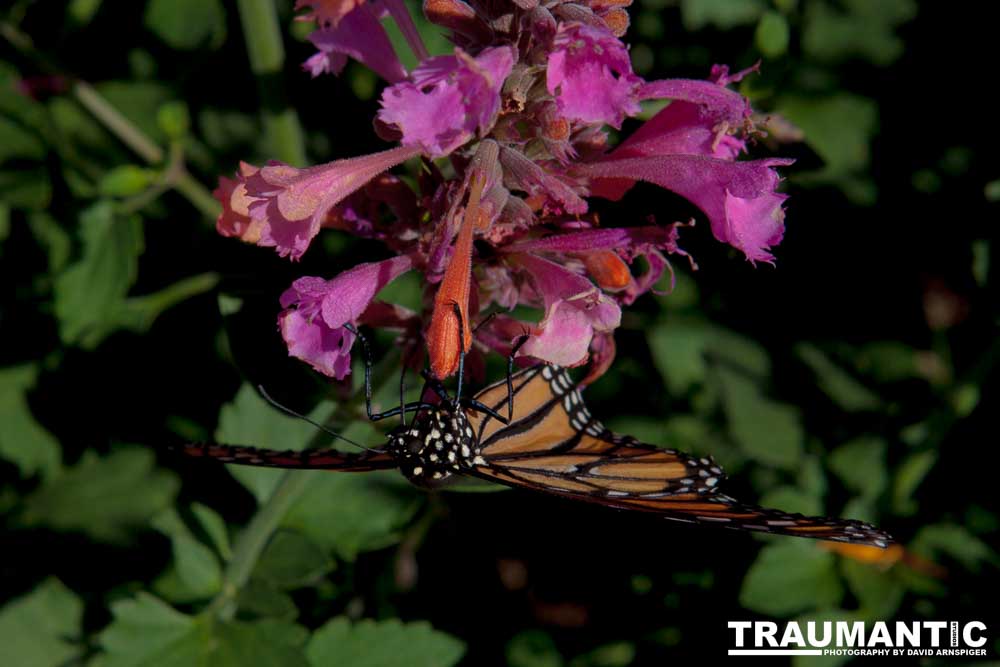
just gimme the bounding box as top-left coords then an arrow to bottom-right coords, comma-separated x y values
378,46 -> 514,157
578,155 -> 792,263
242,145 -> 421,260
278,255 -> 414,378
303,4 -> 407,83
546,23 -> 642,128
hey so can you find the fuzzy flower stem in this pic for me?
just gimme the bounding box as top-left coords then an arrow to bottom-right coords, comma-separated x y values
236,0 -> 307,166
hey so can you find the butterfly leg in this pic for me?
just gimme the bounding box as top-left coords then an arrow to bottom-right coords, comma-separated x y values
344,323 -> 438,422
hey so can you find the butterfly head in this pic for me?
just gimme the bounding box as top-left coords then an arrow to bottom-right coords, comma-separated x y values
387,406 -> 483,486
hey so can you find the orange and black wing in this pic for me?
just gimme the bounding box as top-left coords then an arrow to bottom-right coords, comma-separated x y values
467,365 -> 892,547
172,442 -> 397,471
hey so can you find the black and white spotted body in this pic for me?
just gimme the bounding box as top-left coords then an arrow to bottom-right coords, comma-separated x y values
386,405 -> 484,486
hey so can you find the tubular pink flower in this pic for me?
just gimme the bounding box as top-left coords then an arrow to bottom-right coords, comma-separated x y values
546,23 -> 642,128
214,162 -> 266,244
278,255 -> 414,378
510,253 -> 621,367
242,144 -> 422,260
501,226 -> 685,303
303,3 -> 407,83
378,46 -> 515,157
578,155 -> 793,264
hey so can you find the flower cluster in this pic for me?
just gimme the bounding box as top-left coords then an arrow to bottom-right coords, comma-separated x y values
214,0 -> 792,381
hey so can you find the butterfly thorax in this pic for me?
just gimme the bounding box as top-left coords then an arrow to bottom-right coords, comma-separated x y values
386,406 -> 485,486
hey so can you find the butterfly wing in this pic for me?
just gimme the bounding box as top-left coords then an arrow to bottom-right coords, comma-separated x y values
467,365 -> 892,547
172,442 -> 397,471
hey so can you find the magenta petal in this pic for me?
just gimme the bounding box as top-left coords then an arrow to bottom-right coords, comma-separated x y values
318,255 -> 414,328
520,301 -> 595,367
503,226 -> 679,255
279,309 -> 356,379
546,23 -> 642,128
378,46 -> 514,157
244,145 -> 421,260
513,253 -> 621,366
304,5 -> 407,83
578,155 -> 793,263
638,78 -> 751,128
278,255 -> 414,378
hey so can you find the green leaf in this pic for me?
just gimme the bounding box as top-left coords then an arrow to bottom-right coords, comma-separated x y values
795,344 -> 881,411
911,524 -> 999,573
0,166 -> 52,210
97,594 -> 308,667
28,212 -> 73,273
828,436 -> 887,499
0,114 -> 47,162
54,201 -> 144,347
0,364 -> 62,479
283,471 -> 420,561
68,0 -> 104,24
254,530 -> 334,590
569,642 -> 636,667
98,165 -> 157,197
802,0 -> 916,66
758,486 -> 823,517
235,580 -> 299,621
20,447 -> 179,543
755,11 -> 790,58
152,509 -> 223,599
0,578 -> 84,667
891,450 -> 936,516
777,94 -> 878,203
191,502 -> 232,560
853,341 -> 920,383
113,272 -> 221,335
648,321 -> 770,396
680,0 -> 766,30
740,542 -> 843,616
791,610 -> 861,667
716,368 -> 803,469
840,560 -> 905,620
144,0 -> 226,50
158,101 -> 191,139
215,384 -> 332,502
507,630 -> 563,667
306,617 -> 465,667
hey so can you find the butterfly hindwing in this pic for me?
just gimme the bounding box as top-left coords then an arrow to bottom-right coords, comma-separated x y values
468,364 -> 892,547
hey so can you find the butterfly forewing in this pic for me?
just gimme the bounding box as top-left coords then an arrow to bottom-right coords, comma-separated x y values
175,442 -> 396,471
467,365 -> 892,548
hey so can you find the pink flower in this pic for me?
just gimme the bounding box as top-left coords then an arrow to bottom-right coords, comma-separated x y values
240,144 -> 422,260
579,156 -> 792,264
378,46 -> 515,157
502,225 -> 686,303
302,3 -> 407,83
278,255 -> 414,378
507,253 -> 621,367
546,23 -> 642,128
214,162 -> 266,244
579,65 -> 791,264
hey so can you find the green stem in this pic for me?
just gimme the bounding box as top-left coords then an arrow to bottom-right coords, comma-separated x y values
236,0 -> 307,166
213,352 -> 400,619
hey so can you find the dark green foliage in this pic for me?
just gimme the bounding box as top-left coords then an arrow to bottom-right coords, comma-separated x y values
1,1 -> 995,666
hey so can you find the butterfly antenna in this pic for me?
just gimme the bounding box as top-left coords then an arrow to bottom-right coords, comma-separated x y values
256,385 -> 379,454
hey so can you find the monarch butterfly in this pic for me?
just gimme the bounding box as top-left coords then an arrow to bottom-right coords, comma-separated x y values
175,358 -> 892,548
